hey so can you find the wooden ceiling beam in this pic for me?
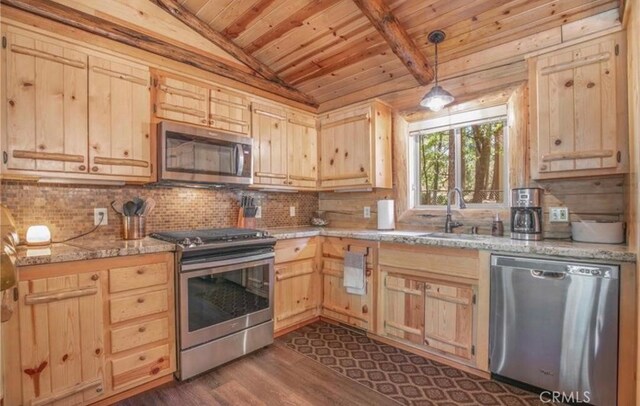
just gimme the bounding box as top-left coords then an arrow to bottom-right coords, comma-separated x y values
152,0 -> 283,84
1,0 -> 318,107
351,0 -> 434,86
244,0 -> 342,54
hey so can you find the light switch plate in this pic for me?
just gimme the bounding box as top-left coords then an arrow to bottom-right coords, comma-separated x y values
255,206 -> 262,218
549,207 -> 569,223
94,208 -> 108,226
289,206 -> 296,217
363,206 -> 371,218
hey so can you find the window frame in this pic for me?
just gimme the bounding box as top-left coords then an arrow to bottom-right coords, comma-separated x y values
408,105 -> 509,210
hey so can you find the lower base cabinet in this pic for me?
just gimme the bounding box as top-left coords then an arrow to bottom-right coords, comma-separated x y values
3,252 -> 175,406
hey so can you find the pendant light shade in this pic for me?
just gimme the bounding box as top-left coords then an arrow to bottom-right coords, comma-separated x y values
420,30 -> 454,111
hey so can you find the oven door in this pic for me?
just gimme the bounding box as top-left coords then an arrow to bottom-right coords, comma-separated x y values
179,254 -> 273,350
159,121 -> 252,185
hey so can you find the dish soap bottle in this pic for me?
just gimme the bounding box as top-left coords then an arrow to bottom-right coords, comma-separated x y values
492,213 -> 504,237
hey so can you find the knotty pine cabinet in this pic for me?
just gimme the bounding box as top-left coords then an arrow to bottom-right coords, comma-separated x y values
3,253 -> 175,406
2,26 -> 153,183
153,72 -> 251,137
320,238 -> 376,331
318,100 -> 392,190
377,243 -> 482,368
286,110 -> 318,189
529,32 -> 628,179
274,238 -> 321,333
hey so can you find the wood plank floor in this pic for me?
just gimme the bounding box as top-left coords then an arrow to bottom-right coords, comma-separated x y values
117,341 -> 399,406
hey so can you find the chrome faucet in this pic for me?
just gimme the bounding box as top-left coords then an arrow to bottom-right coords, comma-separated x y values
445,187 -> 467,233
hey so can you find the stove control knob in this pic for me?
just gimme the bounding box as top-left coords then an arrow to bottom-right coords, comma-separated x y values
180,238 -> 192,247
193,237 -> 204,245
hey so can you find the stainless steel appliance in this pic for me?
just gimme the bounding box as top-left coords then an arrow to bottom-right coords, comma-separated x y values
152,228 -> 276,380
157,121 -> 252,186
490,255 -> 619,406
510,187 -> 543,241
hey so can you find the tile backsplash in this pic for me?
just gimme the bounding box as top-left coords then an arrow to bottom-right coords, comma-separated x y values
1,181 -> 318,242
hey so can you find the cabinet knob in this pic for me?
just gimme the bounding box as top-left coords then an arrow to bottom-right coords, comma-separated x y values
79,165 -> 86,171
540,164 -> 548,171
137,297 -> 145,304
91,166 -> 99,172
139,355 -> 147,361
554,139 -> 562,146
138,326 -> 147,333
362,305 -> 368,314
91,274 -> 99,281
137,269 -> 145,275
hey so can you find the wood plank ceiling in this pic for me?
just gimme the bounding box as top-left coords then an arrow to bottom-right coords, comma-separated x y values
174,0 -> 618,109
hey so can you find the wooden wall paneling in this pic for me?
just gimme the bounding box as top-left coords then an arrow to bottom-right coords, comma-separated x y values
251,102 -> 288,186
5,29 -> 88,173
88,54 -> 151,178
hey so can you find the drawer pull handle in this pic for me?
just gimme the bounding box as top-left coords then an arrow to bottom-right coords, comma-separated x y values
137,269 -> 145,275
138,326 -> 147,333
91,274 -> 99,281
139,355 -> 147,361
137,297 -> 145,303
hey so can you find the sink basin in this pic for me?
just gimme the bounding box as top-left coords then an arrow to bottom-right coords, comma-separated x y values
416,232 -> 491,240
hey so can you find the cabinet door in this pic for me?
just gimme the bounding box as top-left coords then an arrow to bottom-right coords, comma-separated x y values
17,272 -> 105,405
209,86 -> 251,136
321,256 -> 373,331
155,73 -> 209,126
531,34 -> 625,178
5,30 -> 88,173
319,105 -> 372,188
423,280 -> 475,360
274,259 -> 319,332
252,102 -> 288,186
287,111 -> 318,189
382,273 -> 424,346
88,55 -> 151,177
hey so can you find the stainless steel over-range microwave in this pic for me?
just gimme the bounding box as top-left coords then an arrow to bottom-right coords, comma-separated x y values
157,121 -> 252,186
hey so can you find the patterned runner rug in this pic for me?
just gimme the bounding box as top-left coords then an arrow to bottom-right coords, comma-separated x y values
280,321 -> 560,406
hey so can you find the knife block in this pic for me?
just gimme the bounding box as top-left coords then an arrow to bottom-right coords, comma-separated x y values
237,208 -> 257,229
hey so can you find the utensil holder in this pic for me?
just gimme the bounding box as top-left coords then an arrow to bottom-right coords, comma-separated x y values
123,216 -> 146,240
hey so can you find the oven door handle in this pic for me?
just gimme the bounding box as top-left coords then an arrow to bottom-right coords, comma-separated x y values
182,252 -> 274,272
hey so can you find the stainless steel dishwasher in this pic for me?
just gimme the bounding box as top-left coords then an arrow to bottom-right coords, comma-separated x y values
490,255 -> 619,406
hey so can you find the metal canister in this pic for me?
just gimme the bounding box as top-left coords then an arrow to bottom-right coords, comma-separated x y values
123,216 -> 146,240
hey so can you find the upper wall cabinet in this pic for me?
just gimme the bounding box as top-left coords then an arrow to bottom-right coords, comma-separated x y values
2,26 -> 153,183
251,102 -> 288,187
529,32 -> 628,180
319,100 -> 392,190
286,111 -> 318,189
89,55 -> 151,178
4,30 -> 89,174
153,72 -> 251,137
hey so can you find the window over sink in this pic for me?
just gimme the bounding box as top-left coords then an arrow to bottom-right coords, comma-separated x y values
408,105 -> 508,208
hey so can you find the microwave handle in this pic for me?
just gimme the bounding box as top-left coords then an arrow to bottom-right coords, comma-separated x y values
235,144 -> 244,176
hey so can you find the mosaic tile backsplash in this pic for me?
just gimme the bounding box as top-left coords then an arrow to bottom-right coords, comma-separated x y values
1,181 -> 318,242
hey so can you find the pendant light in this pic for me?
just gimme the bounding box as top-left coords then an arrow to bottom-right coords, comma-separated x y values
420,30 -> 454,112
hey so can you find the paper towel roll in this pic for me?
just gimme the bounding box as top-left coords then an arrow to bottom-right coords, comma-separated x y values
377,200 -> 395,230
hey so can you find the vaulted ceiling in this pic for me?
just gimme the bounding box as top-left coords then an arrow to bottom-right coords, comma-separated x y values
174,0 -> 619,107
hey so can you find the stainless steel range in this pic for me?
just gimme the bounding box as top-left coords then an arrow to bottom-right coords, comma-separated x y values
152,228 -> 277,380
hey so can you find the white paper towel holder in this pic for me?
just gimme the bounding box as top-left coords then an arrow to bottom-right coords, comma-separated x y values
377,199 -> 395,230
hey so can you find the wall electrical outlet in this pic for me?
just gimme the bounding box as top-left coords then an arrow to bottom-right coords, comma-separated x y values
549,207 -> 569,223
363,206 -> 371,218
94,208 -> 108,226
289,206 -> 296,217
255,206 -> 262,218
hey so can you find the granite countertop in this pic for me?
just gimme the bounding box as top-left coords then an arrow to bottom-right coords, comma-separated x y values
16,236 -> 176,267
267,227 -> 637,263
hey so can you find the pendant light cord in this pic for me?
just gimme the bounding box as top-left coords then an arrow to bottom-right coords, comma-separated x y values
434,40 -> 439,86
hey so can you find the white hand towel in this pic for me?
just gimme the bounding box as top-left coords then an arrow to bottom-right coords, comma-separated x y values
343,251 -> 366,296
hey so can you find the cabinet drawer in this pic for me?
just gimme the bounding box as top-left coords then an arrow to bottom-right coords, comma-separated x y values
109,262 -> 168,293
111,317 -> 169,353
110,289 -> 169,323
111,343 -> 171,390
275,238 -> 317,264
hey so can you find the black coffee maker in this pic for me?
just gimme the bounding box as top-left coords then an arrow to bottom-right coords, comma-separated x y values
510,188 -> 543,241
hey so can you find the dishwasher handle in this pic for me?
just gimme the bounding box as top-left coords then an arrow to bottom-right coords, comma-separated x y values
530,269 -> 566,280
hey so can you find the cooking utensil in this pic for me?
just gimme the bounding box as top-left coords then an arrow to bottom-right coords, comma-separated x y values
123,201 -> 136,217
142,198 -> 156,216
111,199 -> 124,215
133,197 -> 145,215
